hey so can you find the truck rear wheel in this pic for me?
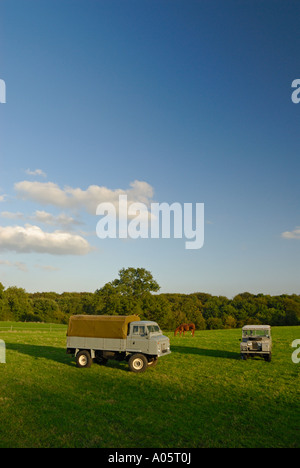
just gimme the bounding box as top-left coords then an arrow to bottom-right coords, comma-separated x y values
128,354 -> 148,373
76,350 -> 92,368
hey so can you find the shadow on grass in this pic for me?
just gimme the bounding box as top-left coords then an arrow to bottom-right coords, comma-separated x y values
6,342 -> 131,371
6,342 -> 240,369
6,342 -> 74,367
171,345 -> 240,360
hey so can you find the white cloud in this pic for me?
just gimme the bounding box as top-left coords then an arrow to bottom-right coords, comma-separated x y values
14,262 -> 28,272
0,225 -> 92,255
34,264 -> 60,272
32,210 -> 82,229
3,179 -> 154,258
1,211 -> 24,220
281,227 -> 300,240
25,169 -> 47,177
14,180 -> 154,214
0,259 -> 28,272
1,210 -> 82,230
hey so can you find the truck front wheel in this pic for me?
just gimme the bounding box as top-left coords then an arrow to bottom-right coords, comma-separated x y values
128,354 -> 148,373
76,350 -> 92,368
148,357 -> 158,367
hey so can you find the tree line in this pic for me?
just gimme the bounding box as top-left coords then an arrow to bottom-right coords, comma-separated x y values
0,268 -> 299,330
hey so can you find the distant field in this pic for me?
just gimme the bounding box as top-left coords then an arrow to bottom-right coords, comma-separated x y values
0,322 -> 67,332
0,324 -> 299,448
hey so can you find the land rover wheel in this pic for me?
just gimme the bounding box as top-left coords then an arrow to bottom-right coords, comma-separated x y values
264,353 -> 272,362
128,354 -> 148,373
76,350 -> 92,368
148,357 -> 158,367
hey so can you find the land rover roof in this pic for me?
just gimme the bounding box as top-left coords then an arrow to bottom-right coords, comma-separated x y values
242,325 -> 271,330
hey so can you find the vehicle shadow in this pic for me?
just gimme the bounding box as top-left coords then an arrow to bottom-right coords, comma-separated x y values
6,342 -> 241,369
6,342 -> 132,371
6,342 -> 74,367
171,345 -> 240,360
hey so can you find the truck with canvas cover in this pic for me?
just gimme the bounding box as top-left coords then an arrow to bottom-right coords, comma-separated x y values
66,315 -> 171,372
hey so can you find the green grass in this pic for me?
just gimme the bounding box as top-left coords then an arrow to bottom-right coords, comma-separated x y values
0,324 -> 299,448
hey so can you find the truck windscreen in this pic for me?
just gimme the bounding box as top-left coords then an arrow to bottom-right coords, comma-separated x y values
147,325 -> 160,333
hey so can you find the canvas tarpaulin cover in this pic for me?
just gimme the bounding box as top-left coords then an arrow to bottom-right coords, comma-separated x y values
67,315 -> 140,339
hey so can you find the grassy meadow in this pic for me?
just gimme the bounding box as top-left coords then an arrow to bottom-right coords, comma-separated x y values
0,323 -> 299,448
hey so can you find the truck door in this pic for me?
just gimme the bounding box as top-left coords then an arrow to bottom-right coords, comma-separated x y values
127,325 -> 149,353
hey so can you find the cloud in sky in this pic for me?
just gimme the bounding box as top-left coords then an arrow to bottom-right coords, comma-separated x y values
34,264 -> 60,272
14,179 -> 154,214
281,227 -> 300,240
0,179 -> 154,258
0,225 -> 92,255
32,210 -> 82,229
0,259 -> 28,272
14,262 -> 28,272
1,211 -> 24,220
25,168 -> 47,177
1,210 -> 83,230
0,259 -> 61,273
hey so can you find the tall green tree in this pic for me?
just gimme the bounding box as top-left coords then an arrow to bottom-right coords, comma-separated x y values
110,267 -> 160,297
2,287 -> 33,321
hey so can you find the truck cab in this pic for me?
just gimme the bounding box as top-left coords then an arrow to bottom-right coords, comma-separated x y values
127,321 -> 171,357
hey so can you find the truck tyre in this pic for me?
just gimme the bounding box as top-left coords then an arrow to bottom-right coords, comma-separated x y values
76,350 -> 92,368
148,357 -> 158,367
264,353 -> 272,362
128,354 -> 148,373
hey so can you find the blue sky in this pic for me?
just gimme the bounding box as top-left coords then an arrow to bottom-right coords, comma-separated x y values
0,0 -> 299,297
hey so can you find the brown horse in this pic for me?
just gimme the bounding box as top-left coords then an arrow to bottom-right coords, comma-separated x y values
174,323 -> 195,337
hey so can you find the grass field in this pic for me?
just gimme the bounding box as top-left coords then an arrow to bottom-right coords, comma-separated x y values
0,323 -> 299,448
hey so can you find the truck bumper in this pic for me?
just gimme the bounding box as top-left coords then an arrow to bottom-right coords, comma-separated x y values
158,349 -> 171,357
